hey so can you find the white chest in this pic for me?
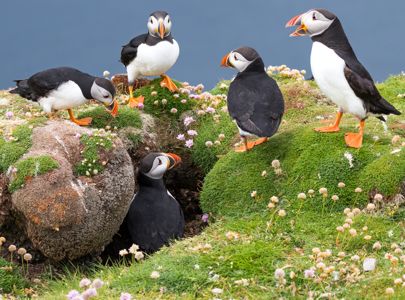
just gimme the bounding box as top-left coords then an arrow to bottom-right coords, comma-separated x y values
128,39 -> 179,79
310,42 -> 366,118
39,81 -> 88,113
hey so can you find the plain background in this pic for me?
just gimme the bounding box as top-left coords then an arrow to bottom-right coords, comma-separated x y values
0,0 -> 404,89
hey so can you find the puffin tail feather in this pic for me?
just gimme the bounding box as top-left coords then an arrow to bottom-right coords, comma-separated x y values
9,80 -> 32,99
378,97 -> 401,115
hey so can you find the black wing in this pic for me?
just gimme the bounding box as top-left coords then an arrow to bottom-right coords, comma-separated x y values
27,67 -> 82,99
120,34 -> 148,66
228,74 -> 284,137
344,65 -> 400,115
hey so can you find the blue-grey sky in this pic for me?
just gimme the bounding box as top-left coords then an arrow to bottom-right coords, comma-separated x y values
1,1 -> 404,89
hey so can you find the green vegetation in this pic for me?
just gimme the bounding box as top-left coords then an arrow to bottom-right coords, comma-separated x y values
8,155 -> 59,192
0,125 -> 32,173
77,106 -> 142,129
134,78 -> 197,117
74,131 -> 114,176
0,257 -> 27,294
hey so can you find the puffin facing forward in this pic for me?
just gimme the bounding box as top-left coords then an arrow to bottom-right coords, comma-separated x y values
121,11 -> 180,108
10,67 -> 118,126
286,9 -> 401,148
127,152 -> 184,253
221,47 -> 284,152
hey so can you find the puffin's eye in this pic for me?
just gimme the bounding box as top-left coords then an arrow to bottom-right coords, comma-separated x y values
234,55 -> 238,61
150,19 -> 153,24
103,95 -> 109,98
157,158 -> 162,165
312,13 -> 316,20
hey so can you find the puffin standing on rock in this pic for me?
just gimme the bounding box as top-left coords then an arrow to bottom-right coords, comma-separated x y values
121,11 -> 180,108
286,9 -> 401,148
221,47 -> 284,152
127,152 -> 184,253
9,67 -> 118,126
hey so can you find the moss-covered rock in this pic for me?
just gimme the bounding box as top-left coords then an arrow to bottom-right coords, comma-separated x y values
9,155 -> 59,192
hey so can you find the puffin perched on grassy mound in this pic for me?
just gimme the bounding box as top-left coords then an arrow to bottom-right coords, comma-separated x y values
286,8 -> 401,148
121,11 -> 180,108
221,46 -> 284,152
127,152 -> 184,253
10,67 -> 118,126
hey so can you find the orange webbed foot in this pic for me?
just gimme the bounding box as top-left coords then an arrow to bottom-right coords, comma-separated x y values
314,125 -> 340,133
235,137 -> 268,152
128,96 -> 145,109
160,74 -> 178,92
73,117 -> 92,126
344,132 -> 363,148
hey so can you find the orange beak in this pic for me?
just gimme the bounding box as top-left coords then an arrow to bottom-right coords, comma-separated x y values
159,21 -> 165,39
286,14 -> 307,37
221,53 -> 231,67
165,153 -> 182,169
107,100 -> 119,117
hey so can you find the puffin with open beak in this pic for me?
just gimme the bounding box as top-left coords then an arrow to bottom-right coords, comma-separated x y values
286,8 -> 400,148
9,67 -> 118,126
221,47 -> 284,152
126,152 -> 184,253
121,11 -> 180,108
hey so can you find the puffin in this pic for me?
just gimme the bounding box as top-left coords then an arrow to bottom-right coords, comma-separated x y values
126,152 -> 184,253
286,8 -> 401,148
120,11 -> 180,108
9,67 -> 118,126
221,47 -> 284,152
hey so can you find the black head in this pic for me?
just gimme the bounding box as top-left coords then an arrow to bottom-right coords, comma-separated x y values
221,46 -> 262,72
286,8 -> 337,37
139,152 -> 181,179
90,78 -> 118,115
147,11 -> 173,39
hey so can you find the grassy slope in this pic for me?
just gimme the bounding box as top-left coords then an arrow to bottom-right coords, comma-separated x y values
9,75 -> 405,299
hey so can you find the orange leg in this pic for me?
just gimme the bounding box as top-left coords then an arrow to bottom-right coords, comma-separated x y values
235,137 -> 268,152
315,112 -> 343,133
67,109 -> 92,126
344,120 -> 365,148
160,74 -> 178,92
128,85 -> 144,109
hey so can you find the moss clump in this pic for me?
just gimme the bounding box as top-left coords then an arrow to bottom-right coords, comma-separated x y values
0,125 -> 33,173
134,78 -> 196,117
0,257 -> 27,294
191,112 -> 237,174
8,155 -> 59,192
77,106 -> 142,130
75,131 -> 113,176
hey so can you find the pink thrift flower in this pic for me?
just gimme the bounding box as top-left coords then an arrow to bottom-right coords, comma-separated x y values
304,269 -> 315,278
120,293 -> 132,300
183,116 -> 195,126
67,290 -> 81,300
176,134 -> 185,141
82,288 -> 97,299
79,278 -> 92,288
185,139 -> 194,148
187,130 -> 198,136
201,213 -> 209,223
5,111 -> 13,119
206,107 -> 215,114
91,278 -> 104,289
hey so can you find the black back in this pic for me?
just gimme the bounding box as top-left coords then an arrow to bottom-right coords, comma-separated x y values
312,16 -> 400,116
228,58 -> 284,137
10,67 -> 96,101
126,172 -> 185,253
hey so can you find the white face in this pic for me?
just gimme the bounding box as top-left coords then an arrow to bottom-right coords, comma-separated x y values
228,51 -> 253,72
90,82 -> 113,105
144,155 -> 170,179
301,10 -> 334,36
147,14 -> 172,38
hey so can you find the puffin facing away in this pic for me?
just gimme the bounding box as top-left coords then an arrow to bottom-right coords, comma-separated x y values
121,11 -> 180,108
286,9 -> 401,148
127,152 -> 184,253
10,67 -> 118,126
221,47 -> 284,152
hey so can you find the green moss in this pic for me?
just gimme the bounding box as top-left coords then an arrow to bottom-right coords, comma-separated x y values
77,106 -> 142,129
0,125 -> 33,173
0,258 -> 27,294
191,112 -> 237,174
134,78 -> 196,117
74,132 -> 113,176
209,80 -> 230,95
8,155 -> 59,192
127,132 -> 142,148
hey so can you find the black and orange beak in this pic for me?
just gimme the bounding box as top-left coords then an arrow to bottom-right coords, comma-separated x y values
165,153 -> 182,169
221,53 -> 232,68
107,100 -> 119,117
286,14 -> 307,37
159,20 -> 165,39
